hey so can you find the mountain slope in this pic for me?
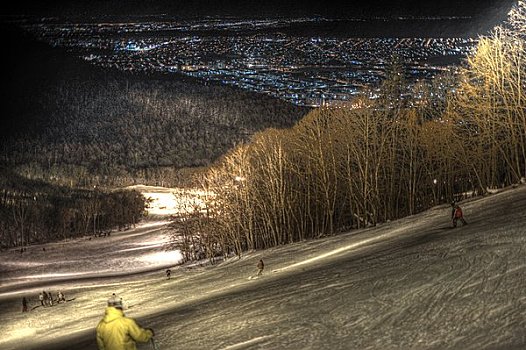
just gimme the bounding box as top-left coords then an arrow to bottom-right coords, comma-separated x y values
0,184 -> 525,349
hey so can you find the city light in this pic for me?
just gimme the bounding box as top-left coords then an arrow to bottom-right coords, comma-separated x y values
23,17 -> 477,107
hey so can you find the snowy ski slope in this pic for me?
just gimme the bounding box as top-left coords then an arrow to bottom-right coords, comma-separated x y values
1,185 -> 525,349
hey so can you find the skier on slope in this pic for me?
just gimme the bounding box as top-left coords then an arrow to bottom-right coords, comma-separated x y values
42,291 -> 49,307
257,259 -> 265,276
451,201 -> 468,228
96,294 -> 154,350
22,297 -> 28,312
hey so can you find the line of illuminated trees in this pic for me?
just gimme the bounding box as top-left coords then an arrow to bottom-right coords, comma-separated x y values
171,2 -> 526,262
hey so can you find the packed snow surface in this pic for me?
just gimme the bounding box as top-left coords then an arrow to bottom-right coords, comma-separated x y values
1,185 -> 525,350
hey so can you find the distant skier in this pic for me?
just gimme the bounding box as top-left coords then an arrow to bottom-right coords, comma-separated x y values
47,291 -> 53,306
39,292 -> 44,306
451,202 -> 468,228
96,294 -> 154,350
22,297 -> 28,312
42,291 -> 49,307
257,259 -> 264,276
57,291 -> 65,303
166,269 -> 171,280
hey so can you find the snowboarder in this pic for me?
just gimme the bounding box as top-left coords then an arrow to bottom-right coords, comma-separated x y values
257,259 -> 264,276
96,294 -> 155,350
166,269 -> 171,280
451,202 -> 468,228
22,297 -> 28,312
39,292 -> 44,306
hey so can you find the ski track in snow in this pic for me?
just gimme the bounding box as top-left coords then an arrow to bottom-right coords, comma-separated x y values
0,185 -> 526,349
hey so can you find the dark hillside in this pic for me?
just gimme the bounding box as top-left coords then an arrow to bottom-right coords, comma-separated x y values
0,23 -> 309,187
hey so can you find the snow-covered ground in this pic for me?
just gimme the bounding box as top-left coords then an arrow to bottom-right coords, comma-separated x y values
1,185 -> 525,350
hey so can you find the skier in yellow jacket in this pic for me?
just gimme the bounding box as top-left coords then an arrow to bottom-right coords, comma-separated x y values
96,294 -> 154,350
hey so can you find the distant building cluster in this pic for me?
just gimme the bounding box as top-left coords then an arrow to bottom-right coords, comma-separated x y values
24,17 -> 477,107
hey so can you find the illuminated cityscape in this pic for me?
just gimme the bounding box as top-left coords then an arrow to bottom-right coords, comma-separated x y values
24,17 -> 477,106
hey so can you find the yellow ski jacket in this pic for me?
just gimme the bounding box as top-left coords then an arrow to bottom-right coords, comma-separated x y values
96,306 -> 153,350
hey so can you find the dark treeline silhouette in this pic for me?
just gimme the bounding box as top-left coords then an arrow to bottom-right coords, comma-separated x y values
170,2 -> 526,262
0,168 -> 146,249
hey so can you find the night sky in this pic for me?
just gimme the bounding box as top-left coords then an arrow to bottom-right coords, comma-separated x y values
1,0 -> 517,18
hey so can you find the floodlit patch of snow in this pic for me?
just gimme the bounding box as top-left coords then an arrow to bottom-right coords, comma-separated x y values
16,272 -> 93,279
126,185 -> 210,217
136,221 -> 168,229
7,323 -> 37,339
221,335 -> 274,350
129,235 -> 168,246
486,187 -> 501,194
274,226 -> 412,272
143,192 -> 179,216
138,250 -> 183,265
118,245 -> 155,253
0,261 -> 49,268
